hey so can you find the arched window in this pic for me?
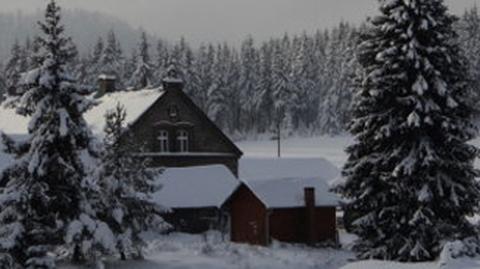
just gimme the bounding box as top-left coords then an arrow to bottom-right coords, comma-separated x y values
158,130 -> 169,152
176,130 -> 189,152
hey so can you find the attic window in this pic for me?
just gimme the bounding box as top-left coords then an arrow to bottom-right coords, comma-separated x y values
168,105 -> 178,119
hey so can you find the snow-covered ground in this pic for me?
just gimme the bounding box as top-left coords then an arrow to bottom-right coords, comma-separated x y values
236,135 -> 353,169
58,230 -> 480,269
61,231 -> 355,269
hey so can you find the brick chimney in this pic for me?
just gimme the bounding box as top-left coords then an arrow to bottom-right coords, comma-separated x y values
97,74 -> 116,97
162,64 -> 184,91
304,187 -> 317,245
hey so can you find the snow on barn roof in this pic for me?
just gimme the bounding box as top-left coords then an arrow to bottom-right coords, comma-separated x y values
153,165 -> 239,209
0,88 -> 165,138
245,177 -> 339,208
239,158 -> 340,208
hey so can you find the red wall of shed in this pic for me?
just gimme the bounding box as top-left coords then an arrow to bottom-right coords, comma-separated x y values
269,207 -> 336,243
230,185 -> 268,245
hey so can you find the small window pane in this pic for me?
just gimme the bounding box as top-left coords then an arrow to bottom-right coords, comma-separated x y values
158,130 -> 169,152
177,130 -> 189,152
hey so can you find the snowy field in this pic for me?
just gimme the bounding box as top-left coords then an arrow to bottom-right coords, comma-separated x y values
59,231 -> 480,269
58,136 -> 480,269
236,135 -> 353,169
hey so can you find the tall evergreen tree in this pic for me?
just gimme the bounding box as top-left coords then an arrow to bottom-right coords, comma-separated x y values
4,40 -> 27,97
100,30 -> 125,88
154,39 -> 170,86
336,0 -> 480,261
0,1 -> 114,267
129,31 -> 153,89
96,104 -> 167,260
86,37 -> 104,88
238,36 -> 260,132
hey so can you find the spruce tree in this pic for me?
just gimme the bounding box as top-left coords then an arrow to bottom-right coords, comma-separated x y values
100,30 -> 125,88
0,1 -> 114,267
335,0 -> 480,261
129,31 -> 153,89
96,104 -> 167,260
4,40 -> 27,97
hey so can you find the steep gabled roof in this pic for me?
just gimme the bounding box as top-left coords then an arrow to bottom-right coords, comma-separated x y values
149,89 -> 243,157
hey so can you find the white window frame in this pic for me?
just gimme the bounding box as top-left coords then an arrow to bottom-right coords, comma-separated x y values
158,130 -> 169,152
177,130 -> 189,152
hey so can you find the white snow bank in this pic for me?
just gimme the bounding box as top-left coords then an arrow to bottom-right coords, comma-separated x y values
0,88 -> 165,138
91,231 -> 354,269
340,260 -> 437,269
153,165 -> 239,208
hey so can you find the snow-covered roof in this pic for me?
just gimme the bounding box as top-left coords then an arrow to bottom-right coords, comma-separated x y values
153,165 -> 239,209
85,88 -> 165,138
239,158 -> 340,208
0,88 -> 165,138
245,177 -> 339,208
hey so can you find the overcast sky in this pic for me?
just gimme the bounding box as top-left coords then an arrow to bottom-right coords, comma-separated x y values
1,0 -> 480,44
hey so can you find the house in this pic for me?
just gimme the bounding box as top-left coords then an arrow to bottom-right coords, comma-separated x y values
91,74 -> 243,176
153,165 -> 239,233
227,158 -> 340,246
0,73 -> 243,233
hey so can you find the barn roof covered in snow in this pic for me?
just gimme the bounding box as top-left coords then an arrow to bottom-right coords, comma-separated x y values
239,158 -> 340,208
0,88 -> 165,137
153,165 -> 239,209
244,177 -> 339,208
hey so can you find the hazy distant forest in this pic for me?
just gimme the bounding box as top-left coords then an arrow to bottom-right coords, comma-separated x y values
2,7 -> 480,138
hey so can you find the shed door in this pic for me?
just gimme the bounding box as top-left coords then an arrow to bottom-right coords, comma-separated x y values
230,186 -> 267,245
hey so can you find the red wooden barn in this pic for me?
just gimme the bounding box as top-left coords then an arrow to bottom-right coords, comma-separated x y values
228,177 -> 339,246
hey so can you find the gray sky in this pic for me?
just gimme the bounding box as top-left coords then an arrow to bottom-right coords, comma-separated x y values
1,0 -> 480,44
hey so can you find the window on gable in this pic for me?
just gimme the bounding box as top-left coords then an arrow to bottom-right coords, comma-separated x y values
158,130 -> 169,152
168,104 -> 178,119
176,130 -> 189,152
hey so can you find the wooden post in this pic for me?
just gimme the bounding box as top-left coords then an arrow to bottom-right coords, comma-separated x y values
304,188 -> 316,245
277,121 -> 281,158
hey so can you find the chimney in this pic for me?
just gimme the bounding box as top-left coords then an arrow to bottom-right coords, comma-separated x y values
97,74 -> 116,97
162,64 -> 184,91
304,187 -> 317,245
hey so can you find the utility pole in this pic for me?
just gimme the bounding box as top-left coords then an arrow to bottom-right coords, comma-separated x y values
277,121 -> 281,158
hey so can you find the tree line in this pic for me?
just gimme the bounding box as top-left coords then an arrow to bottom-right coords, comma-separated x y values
3,6 -> 480,138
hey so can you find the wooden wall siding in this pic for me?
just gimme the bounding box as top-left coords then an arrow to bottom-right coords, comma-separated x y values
162,207 -> 227,233
229,184 -> 337,246
126,88 -> 241,175
269,209 -> 306,243
315,207 -> 337,242
230,185 -> 268,245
